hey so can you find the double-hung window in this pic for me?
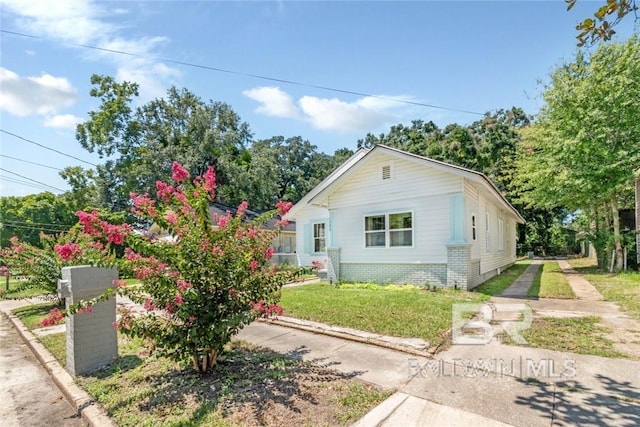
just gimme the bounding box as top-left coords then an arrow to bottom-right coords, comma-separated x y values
365,212 -> 413,248
313,223 -> 326,253
497,218 -> 504,252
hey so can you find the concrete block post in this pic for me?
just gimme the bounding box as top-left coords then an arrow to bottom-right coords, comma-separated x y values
58,266 -> 118,376
446,243 -> 471,290
327,247 -> 341,284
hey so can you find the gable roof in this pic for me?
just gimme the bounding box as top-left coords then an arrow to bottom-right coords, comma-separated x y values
287,144 -> 525,224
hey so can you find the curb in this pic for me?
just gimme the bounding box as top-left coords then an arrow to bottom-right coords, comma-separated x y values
258,317 -> 437,358
3,311 -> 117,427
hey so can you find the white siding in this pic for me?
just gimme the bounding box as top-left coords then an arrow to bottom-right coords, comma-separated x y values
326,153 -> 462,264
294,206 -> 330,267
464,180 -> 481,261
478,189 -> 518,274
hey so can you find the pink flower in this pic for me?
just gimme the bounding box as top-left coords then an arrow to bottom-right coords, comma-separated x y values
156,181 -> 175,202
143,298 -> 156,311
171,161 -> 190,182
275,200 -> 293,216
165,212 -> 178,224
237,201 -> 249,218
265,247 -> 276,260
113,279 -> 128,288
174,295 -> 184,305
203,167 -> 216,198
54,243 -> 83,260
177,279 -> 192,292
249,260 -> 259,271
77,306 -> 93,314
228,287 -> 238,299
217,214 -> 230,229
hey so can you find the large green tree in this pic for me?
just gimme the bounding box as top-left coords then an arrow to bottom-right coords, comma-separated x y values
76,75 -> 252,211
516,36 -> 640,270
0,193 -> 76,247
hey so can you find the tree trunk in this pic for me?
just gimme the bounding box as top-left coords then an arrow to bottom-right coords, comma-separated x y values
192,349 -> 219,374
611,198 -> 624,272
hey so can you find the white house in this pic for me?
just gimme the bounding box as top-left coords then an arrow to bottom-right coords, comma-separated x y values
285,145 -> 525,290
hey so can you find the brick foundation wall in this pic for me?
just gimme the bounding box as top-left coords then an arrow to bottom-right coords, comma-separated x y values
340,263 -> 447,286
446,243 -> 471,290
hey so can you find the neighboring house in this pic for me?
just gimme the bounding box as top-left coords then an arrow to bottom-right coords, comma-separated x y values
209,203 -> 297,265
151,203 -> 296,264
285,145 -> 525,290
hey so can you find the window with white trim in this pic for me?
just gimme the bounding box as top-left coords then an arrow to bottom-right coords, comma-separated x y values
497,218 -> 504,252
471,214 -> 477,241
313,223 -> 326,253
365,212 -> 413,248
485,211 -> 491,252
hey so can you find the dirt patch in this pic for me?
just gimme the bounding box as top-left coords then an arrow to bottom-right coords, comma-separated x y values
79,340 -> 392,426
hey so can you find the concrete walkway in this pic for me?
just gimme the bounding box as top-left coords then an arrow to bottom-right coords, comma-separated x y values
497,260 -> 542,297
556,260 -> 604,301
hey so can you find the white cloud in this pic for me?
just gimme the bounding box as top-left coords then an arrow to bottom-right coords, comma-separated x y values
1,0 -> 180,100
245,86 -> 408,133
43,114 -> 83,129
0,67 -> 77,116
243,86 -> 300,118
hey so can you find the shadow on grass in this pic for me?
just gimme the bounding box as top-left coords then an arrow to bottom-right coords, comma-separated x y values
515,375 -> 640,426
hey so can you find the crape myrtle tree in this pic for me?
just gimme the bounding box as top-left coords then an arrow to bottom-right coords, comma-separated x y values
515,36 -> 640,270
55,162 -> 295,374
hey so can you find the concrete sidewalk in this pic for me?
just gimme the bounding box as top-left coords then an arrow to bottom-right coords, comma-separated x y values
238,320 -> 640,426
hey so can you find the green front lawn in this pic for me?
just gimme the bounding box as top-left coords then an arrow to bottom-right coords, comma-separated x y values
527,261 -> 575,299
514,316 -> 626,358
569,258 -> 640,321
473,259 -> 531,296
280,283 -> 488,346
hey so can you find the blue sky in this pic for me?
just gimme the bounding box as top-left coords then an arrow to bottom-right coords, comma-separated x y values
0,0 -> 637,197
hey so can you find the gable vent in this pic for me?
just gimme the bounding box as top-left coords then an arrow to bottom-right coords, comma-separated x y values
382,165 -> 391,180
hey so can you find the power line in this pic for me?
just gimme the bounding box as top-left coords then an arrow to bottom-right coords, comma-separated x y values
3,220 -> 74,228
0,130 -> 97,167
0,167 -> 66,192
0,154 -> 63,171
0,223 -> 71,234
1,29 -> 485,117
1,176 -> 57,192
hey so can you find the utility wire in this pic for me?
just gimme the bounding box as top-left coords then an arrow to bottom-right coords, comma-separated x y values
0,167 -> 66,192
2,220 -> 74,228
0,176 -> 57,192
0,130 -> 98,167
1,29 -> 485,117
0,154 -> 63,171
0,223 -> 71,234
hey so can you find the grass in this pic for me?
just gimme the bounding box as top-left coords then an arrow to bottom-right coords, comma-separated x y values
75,338 -> 392,426
526,261 -> 575,299
12,301 -> 61,329
280,282 -> 488,346
473,259 -> 532,296
0,279 -> 54,300
568,258 -> 640,321
512,316 -> 627,358
40,332 -> 67,366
